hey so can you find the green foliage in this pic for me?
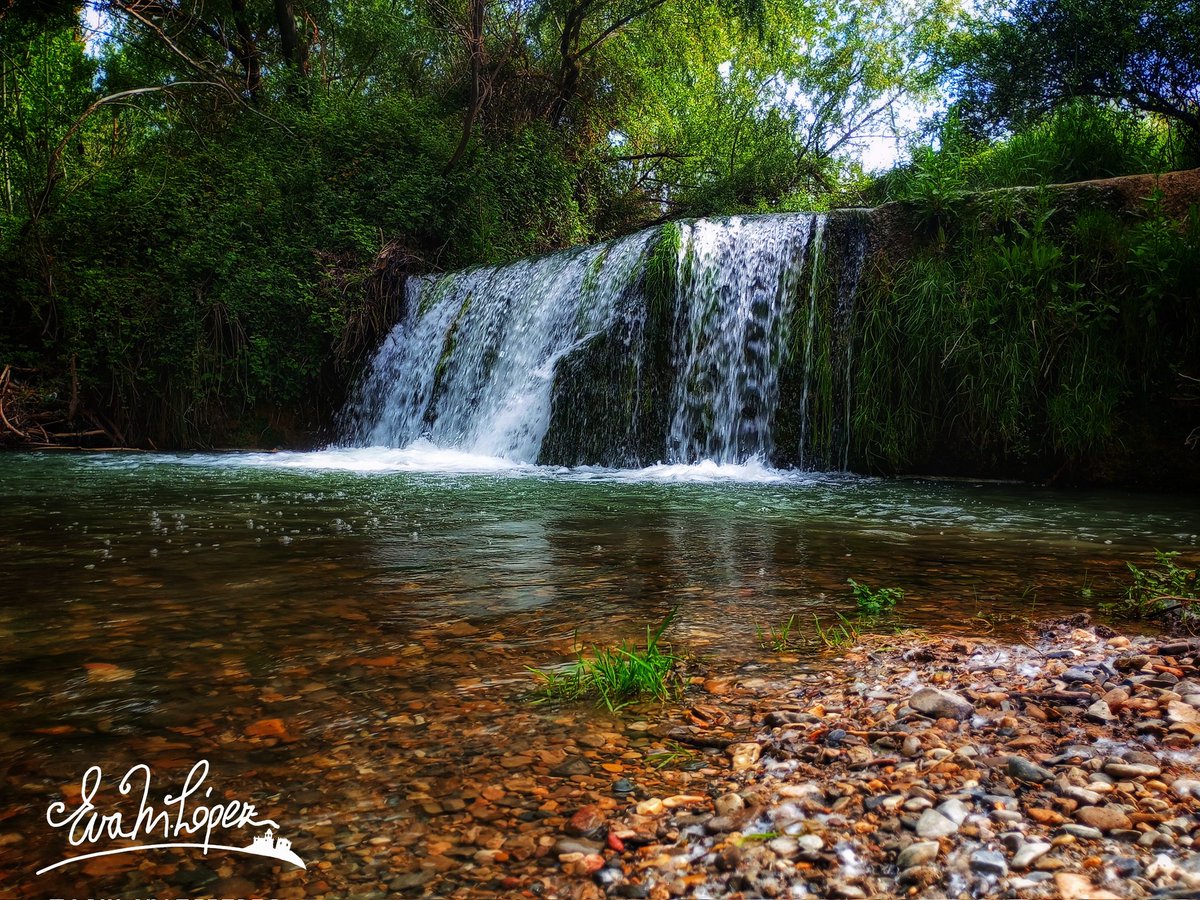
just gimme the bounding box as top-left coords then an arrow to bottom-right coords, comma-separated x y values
528,609 -> 679,711
756,613 -> 799,651
1111,551 -> 1200,628
851,189 -> 1200,475
647,742 -> 701,770
874,102 -> 1186,207
848,578 -> 903,615
947,0 -> 1200,155
812,612 -> 860,648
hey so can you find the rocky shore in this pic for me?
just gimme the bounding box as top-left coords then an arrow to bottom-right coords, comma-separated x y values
539,618 -> 1200,899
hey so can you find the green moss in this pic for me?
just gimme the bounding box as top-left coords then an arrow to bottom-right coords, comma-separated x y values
849,194 -> 1200,480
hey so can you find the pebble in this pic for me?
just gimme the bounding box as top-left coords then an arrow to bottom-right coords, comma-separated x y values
1075,805 -> 1132,832
1011,841 -> 1052,869
969,849 -> 1008,876
909,687 -> 974,721
714,793 -> 744,817
896,841 -> 940,869
1104,761 -> 1161,779
915,808 -> 959,839
1007,755 -> 1055,784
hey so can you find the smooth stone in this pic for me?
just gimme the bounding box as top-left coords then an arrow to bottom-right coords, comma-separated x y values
1007,756 -> 1055,784
767,837 -> 799,859
1172,778 -> 1200,800
565,805 -> 605,837
714,793 -> 745,817
704,815 -> 740,834
916,809 -> 959,839
1055,872 -> 1122,900
970,849 -> 1008,876
1061,824 -> 1104,840
1059,784 -> 1103,806
1086,699 -> 1115,722
897,841 -> 940,869
999,832 -> 1024,852
796,834 -> 824,852
1075,805 -> 1132,832
909,687 -> 973,721
937,798 -> 970,825
551,756 -> 592,776
555,837 -> 602,855
1168,700 -> 1200,724
728,742 -> 762,771
1011,842 -> 1052,869
1103,761 -> 1161,778
828,884 -> 867,899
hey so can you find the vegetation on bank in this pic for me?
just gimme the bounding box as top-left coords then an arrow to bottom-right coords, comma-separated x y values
1106,551 -> 1200,632
0,0 -> 1197,464
848,183 -> 1200,483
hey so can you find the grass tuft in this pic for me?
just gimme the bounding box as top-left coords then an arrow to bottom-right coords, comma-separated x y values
1103,551 -> 1200,630
848,578 -> 904,616
528,608 -> 680,711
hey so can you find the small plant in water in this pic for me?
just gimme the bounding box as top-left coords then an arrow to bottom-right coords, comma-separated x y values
756,614 -> 799,651
813,613 -> 860,649
528,608 -> 679,711
848,578 -> 904,616
1111,551 -> 1200,629
647,742 -> 701,770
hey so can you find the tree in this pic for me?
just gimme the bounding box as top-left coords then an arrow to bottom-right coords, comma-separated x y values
949,0 -> 1200,152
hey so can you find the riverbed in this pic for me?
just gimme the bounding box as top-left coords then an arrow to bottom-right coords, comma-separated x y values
0,449 -> 1196,897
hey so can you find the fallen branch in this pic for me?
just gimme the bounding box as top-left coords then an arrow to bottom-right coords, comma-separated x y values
0,365 -> 27,439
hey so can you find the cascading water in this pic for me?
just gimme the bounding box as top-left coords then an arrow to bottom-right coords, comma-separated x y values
342,211 -> 868,469
668,215 -> 818,464
342,229 -> 657,459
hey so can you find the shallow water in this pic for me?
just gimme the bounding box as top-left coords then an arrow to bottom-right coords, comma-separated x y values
1,449 -> 1197,896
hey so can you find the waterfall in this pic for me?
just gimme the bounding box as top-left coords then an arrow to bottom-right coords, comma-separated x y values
342,211 -> 868,469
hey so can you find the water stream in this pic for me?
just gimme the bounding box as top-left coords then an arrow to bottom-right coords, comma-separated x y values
2,211 -> 1196,896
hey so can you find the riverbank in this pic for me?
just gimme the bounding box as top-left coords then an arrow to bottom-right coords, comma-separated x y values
520,617 -> 1200,899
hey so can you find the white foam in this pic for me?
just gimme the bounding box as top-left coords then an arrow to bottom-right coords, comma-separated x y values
126,443 -> 836,484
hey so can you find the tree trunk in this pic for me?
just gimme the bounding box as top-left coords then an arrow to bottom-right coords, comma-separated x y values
231,0 -> 262,98
443,0 -> 485,174
274,0 -> 309,74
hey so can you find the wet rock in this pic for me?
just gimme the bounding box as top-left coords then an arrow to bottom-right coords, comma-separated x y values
1104,760 -> 1161,779
714,793 -> 744,817
1055,872 -> 1122,899
1087,699 -> 1116,722
1171,778 -> 1200,800
936,798 -> 970,825
566,805 -> 605,837
704,815 -> 740,834
909,687 -> 973,721
969,849 -> 1008,876
556,837 -> 603,855
1075,806 -> 1132,833
551,756 -> 592,777
1007,756 -> 1055,784
897,864 -> 942,888
796,834 -> 824,853
1011,841 -> 1052,869
728,742 -> 761,771
897,841 -> 940,869
767,836 -> 799,858
915,809 -> 958,839
1168,700 -> 1200,724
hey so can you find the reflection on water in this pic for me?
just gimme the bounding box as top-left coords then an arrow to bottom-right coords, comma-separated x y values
0,449 -> 1197,896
